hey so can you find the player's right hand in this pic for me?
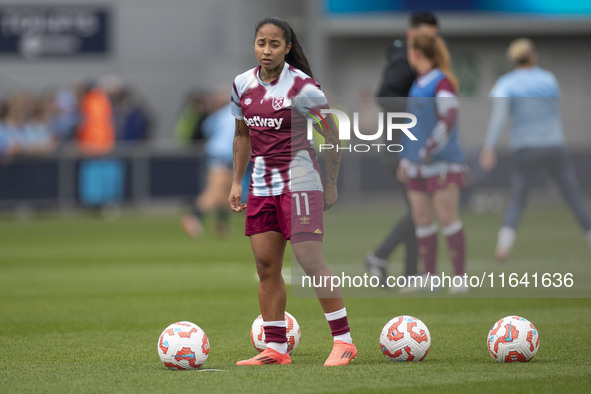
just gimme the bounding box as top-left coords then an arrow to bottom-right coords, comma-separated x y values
229,183 -> 247,212
479,147 -> 497,172
396,162 -> 408,183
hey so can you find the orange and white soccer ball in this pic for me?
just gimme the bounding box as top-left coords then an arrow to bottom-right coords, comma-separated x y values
157,321 -> 209,369
487,316 -> 539,362
380,315 -> 431,362
250,312 -> 301,354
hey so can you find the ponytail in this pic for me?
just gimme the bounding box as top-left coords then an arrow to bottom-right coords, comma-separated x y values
285,25 -> 313,79
255,17 -> 314,79
412,34 -> 459,92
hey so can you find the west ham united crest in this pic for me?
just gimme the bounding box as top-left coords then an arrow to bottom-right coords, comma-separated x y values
272,97 -> 284,110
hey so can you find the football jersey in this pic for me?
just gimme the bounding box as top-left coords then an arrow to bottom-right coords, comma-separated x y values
231,62 -> 327,196
400,68 -> 466,178
486,66 -> 564,151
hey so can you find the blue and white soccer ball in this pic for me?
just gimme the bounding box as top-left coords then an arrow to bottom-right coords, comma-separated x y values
157,321 -> 209,369
487,315 -> 539,362
380,315 -> 431,362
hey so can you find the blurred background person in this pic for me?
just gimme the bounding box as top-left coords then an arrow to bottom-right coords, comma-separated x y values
398,33 -> 467,293
364,11 -> 439,286
23,90 -> 58,156
0,91 -> 30,159
479,38 -> 591,261
101,75 -> 152,144
174,90 -> 208,146
0,96 -> 19,163
76,80 -> 125,212
0,90 -> 57,162
181,87 -> 236,238
52,83 -> 81,145
76,80 -> 115,156
114,85 -> 152,143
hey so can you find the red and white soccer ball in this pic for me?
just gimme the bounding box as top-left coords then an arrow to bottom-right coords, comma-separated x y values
157,321 -> 210,370
487,315 -> 539,362
380,315 -> 431,362
250,312 -> 301,354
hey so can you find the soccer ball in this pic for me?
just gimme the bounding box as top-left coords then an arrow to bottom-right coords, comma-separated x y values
380,315 -> 431,362
487,315 -> 539,362
157,321 -> 210,369
250,312 -> 301,354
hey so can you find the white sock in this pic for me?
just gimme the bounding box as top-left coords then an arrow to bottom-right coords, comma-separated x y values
497,226 -> 516,252
263,320 -> 286,327
442,221 -> 463,236
324,307 -> 347,321
263,320 -> 287,354
325,307 -> 353,344
415,223 -> 438,238
266,342 -> 288,353
333,332 -> 353,343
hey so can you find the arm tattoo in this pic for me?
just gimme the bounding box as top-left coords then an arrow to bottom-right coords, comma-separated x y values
232,133 -> 239,174
318,116 -> 341,186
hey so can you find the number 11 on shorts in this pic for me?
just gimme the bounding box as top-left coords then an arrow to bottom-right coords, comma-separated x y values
292,192 -> 310,216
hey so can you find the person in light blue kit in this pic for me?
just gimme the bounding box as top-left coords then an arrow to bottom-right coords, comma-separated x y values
480,38 -> 591,261
181,87 -> 251,238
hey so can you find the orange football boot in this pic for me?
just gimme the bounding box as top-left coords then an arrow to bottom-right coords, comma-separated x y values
236,347 -> 291,366
324,341 -> 357,366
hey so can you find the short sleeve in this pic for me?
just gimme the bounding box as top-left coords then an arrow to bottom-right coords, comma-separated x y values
291,82 -> 329,119
230,80 -> 243,120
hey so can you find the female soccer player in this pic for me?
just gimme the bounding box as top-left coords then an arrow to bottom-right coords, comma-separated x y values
397,33 -> 467,293
480,38 -> 591,260
228,17 -> 356,366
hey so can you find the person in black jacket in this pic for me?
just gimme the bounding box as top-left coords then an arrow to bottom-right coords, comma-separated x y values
364,11 -> 439,289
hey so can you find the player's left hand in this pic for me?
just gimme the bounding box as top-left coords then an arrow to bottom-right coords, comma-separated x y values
323,184 -> 338,211
419,148 -> 431,164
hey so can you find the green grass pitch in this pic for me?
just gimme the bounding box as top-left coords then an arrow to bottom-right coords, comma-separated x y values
0,203 -> 590,393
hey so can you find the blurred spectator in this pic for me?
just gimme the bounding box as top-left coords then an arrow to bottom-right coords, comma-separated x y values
24,90 -> 58,155
2,91 -> 31,153
0,96 -> 18,162
174,90 -> 208,145
0,90 -> 58,159
112,85 -> 152,142
52,83 -> 80,143
1,76 -> 152,154
76,81 -> 115,155
76,80 -> 125,210
101,74 -> 152,143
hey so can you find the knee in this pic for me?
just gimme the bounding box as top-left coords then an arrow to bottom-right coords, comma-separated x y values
300,261 -> 324,278
255,258 -> 281,281
412,213 -> 433,227
411,207 -> 432,227
294,251 -> 323,276
438,213 -> 458,228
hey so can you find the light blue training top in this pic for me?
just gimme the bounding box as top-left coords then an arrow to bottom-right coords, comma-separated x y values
202,102 -> 235,164
484,66 -> 565,151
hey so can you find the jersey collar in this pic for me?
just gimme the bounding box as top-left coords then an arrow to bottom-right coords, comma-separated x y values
256,62 -> 289,86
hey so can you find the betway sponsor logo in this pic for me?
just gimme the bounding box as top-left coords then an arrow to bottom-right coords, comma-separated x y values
244,116 -> 283,130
